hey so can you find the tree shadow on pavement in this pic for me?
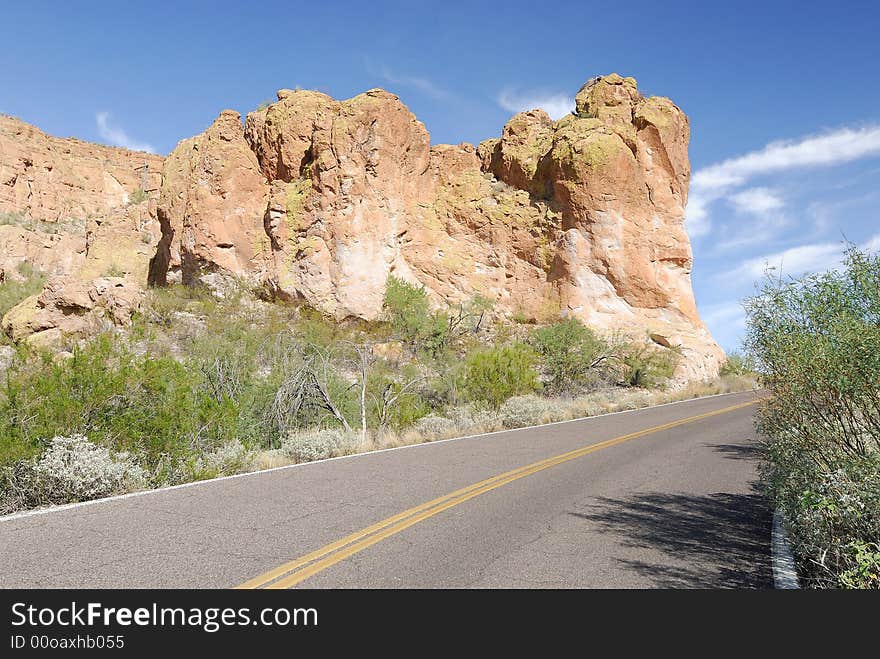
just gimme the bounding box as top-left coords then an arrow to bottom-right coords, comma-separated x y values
710,442 -> 763,461
570,489 -> 772,588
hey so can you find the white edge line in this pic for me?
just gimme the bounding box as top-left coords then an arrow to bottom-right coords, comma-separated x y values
772,510 -> 801,589
0,390 -> 756,523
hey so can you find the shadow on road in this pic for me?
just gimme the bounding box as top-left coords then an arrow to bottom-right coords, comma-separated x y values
571,489 -> 772,588
710,442 -> 763,461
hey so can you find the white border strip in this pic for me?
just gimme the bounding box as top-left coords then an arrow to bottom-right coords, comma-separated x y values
772,510 -> 801,589
0,390 -> 755,523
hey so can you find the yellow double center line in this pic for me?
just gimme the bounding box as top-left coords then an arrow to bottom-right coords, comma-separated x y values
237,398 -> 759,589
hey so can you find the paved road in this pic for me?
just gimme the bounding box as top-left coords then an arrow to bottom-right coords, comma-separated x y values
0,391 -> 771,588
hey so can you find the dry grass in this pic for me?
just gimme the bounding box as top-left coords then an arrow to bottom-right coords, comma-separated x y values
254,374 -> 759,466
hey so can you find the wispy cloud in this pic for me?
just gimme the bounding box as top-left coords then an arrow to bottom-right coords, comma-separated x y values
725,233 -> 880,280
728,187 -> 784,216
496,89 -> 574,121
731,242 -> 845,280
373,66 -> 451,100
687,124 -> 880,237
701,301 -> 746,328
95,112 -> 155,153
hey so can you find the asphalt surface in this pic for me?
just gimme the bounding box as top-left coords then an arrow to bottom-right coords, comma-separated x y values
0,390 -> 771,588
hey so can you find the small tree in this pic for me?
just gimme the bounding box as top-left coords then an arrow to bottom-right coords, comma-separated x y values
719,351 -> 758,377
532,318 -> 610,393
383,276 -> 450,356
464,343 -> 540,409
745,244 -> 880,587
617,342 -> 680,388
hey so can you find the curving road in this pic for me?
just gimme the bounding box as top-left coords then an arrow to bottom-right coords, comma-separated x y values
0,390 -> 771,589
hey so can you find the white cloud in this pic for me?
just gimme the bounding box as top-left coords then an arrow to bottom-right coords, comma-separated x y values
725,233 -> 880,280
728,187 -> 784,215
863,234 -> 880,252
732,242 -> 845,280
701,302 -> 745,328
95,112 -> 155,153
686,124 -> 880,237
374,67 -> 450,100
497,89 -> 574,121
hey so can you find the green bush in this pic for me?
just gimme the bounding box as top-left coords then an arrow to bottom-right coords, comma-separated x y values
464,343 -> 540,408
719,351 -> 758,376
382,276 -> 448,356
745,244 -> 880,588
0,335 -> 239,477
0,264 -> 47,332
533,318 -> 608,393
128,189 -> 148,205
618,342 -> 680,388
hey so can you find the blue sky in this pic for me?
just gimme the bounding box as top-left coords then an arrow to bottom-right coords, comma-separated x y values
2,0 -> 878,351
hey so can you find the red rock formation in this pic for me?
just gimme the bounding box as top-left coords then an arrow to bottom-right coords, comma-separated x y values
0,75 -> 724,379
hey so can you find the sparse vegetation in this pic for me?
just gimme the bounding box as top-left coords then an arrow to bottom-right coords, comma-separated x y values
128,188 -> 149,205
464,343 -> 541,408
0,273 -> 754,515
0,263 -> 47,345
746,244 -> 880,589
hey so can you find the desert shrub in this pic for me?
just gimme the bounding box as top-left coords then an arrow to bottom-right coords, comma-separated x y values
532,318 -> 609,393
361,357 -> 431,430
464,343 -> 540,408
128,188 -> 148,205
618,342 -> 680,388
383,276 -> 432,343
839,541 -> 880,589
746,244 -> 880,588
382,276 -> 448,355
0,334 -> 239,474
0,435 -> 147,513
499,394 -> 553,429
189,440 -> 258,480
282,429 -> 357,463
141,284 -> 217,327
719,351 -> 758,376
412,414 -> 457,440
446,405 -> 500,434
0,263 -> 46,323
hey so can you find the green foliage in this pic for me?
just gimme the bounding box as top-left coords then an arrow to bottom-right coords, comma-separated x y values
719,351 -> 758,376
0,264 -> 46,324
532,318 -> 607,393
383,275 -> 431,342
839,541 -> 880,589
0,335 -> 239,479
618,342 -> 680,388
746,244 -> 880,588
464,343 -> 540,408
128,188 -> 148,205
104,263 -> 125,278
0,210 -> 28,226
383,276 -> 449,356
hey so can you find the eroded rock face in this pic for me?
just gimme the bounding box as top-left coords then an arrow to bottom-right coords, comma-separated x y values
1,276 -> 143,348
1,75 -> 723,379
0,115 -> 163,282
164,75 -> 717,379
153,110 -> 269,286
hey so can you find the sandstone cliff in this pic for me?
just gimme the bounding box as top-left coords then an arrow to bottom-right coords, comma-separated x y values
0,74 -> 723,379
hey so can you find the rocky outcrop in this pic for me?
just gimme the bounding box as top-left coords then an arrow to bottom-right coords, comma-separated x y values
0,114 -> 164,283
0,74 -> 723,380
152,110 -> 269,286
1,276 -> 143,349
154,75 -> 719,378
